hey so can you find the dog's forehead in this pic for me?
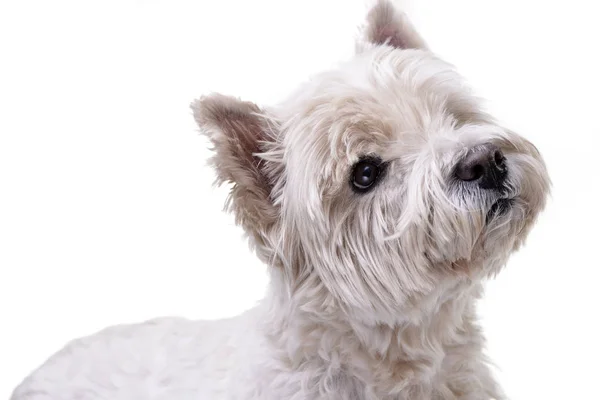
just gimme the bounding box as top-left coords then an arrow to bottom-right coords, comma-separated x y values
277,47 -> 470,163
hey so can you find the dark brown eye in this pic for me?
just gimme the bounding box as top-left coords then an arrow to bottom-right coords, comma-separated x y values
351,157 -> 383,192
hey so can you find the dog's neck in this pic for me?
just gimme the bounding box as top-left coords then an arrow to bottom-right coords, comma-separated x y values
260,270 -> 486,395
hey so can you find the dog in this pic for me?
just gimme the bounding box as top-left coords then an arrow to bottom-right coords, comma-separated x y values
11,1 -> 550,399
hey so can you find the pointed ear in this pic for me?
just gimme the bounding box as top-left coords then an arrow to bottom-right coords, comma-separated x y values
191,94 -> 280,238
359,0 -> 427,51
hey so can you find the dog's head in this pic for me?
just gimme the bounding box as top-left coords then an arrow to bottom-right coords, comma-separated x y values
192,0 -> 550,323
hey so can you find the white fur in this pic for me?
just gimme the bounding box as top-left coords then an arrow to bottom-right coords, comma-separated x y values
11,1 -> 549,399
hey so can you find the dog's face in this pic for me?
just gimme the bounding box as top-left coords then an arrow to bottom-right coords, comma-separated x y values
192,1 -> 550,323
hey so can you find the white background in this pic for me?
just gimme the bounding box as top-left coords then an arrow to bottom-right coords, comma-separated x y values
1,0 -> 598,398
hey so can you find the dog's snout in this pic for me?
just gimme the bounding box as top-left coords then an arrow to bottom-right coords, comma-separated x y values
455,143 -> 507,189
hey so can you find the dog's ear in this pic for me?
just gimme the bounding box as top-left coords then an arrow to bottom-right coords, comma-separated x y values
191,94 -> 280,244
359,0 -> 427,51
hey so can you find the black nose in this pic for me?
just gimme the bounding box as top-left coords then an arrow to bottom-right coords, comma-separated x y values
455,143 -> 507,189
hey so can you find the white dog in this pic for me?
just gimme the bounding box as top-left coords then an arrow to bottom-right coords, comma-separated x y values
11,1 -> 550,399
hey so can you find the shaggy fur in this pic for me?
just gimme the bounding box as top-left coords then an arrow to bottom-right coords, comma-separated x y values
11,1 -> 550,399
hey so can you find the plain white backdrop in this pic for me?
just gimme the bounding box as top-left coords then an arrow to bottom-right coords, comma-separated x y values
1,0 -> 599,398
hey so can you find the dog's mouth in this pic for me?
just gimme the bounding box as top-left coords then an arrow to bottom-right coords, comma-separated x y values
486,198 -> 514,223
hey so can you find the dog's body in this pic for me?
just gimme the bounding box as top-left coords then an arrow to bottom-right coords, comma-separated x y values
12,291 -> 499,400
11,1 -> 550,399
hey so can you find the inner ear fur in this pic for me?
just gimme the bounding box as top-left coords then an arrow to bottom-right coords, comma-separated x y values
361,0 -> 428,50
191,94 -> 280,251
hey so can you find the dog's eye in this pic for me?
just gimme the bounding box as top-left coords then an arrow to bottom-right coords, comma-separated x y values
351,158 -> 383,192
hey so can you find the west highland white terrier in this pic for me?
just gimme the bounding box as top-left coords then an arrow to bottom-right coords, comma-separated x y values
12,1 -> 550,399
